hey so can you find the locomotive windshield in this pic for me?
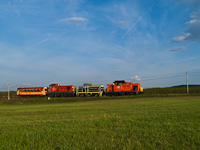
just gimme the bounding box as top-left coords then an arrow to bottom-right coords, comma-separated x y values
133,86 -> 138,91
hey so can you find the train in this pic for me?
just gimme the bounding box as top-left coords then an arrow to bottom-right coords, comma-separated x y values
17,80 -> 143,97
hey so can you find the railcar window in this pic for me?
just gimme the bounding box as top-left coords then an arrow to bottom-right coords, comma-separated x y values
78,87 -> 86,92
116,83 -> 122,86
78,88 -> 83,92
67,87 -> 71,91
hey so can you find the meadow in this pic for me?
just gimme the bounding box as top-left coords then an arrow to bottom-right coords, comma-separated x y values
0,96 -> 200,149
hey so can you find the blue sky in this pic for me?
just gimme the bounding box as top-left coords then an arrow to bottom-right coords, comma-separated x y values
0,0 -> 200,90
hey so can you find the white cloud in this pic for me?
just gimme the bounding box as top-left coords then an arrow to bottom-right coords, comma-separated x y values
59,17 -> 88,24
172,33 -> 190,42
130,75 -> 141,82
186,19 -> 198,24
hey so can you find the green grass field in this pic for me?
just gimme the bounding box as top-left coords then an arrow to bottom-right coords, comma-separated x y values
0,96 -> 200,149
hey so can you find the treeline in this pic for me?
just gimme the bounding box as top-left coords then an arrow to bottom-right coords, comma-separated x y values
144,85 -> 200,94
0,91 -> 16,97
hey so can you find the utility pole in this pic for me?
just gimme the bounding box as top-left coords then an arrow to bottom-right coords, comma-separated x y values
186,71 -> 189,94
8,83 -> 10,100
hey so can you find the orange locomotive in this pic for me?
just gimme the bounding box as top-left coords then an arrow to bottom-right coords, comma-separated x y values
106,80 -> 143,96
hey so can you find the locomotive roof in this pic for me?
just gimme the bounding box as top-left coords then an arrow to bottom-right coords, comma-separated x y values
18,87 -> 46,89
113,80 -> 126,83
49,84 -> 75,87
49,83 -> 59,86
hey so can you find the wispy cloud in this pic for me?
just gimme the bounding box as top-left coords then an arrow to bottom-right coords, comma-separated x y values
31,39 -> 49,47
118,20 -> 127,25
168,46 -> 187,52
121,0 -> 158,39
190,9 -> 200,19
59,17 -> 88,24
178,0 -> 200,8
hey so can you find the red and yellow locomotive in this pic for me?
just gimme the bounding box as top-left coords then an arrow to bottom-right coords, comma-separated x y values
47,84 -> 76,97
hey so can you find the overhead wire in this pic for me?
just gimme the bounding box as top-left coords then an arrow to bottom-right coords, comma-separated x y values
1,71 -> 199,90
189,74 -> 200,76
141,74 -> 185,82
140,72 -> 185,79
